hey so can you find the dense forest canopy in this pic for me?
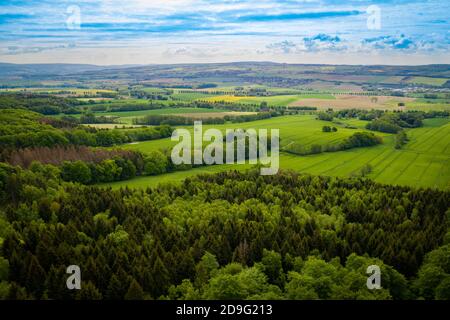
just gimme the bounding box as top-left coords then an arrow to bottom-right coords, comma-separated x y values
0,167 -> 449,300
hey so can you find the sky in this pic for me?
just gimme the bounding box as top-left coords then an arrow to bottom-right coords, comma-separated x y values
0,0 -> 449,65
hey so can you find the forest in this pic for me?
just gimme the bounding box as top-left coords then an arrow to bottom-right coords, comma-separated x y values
0,167 -> 449,300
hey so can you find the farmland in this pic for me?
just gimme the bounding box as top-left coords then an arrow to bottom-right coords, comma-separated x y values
204,93 -> 335,106
105,116 -> 450,190
289,95 -> 417,110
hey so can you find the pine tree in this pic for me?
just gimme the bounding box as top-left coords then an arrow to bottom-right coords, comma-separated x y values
26,255 -> 45,298
151,256 -> 170,298
76,281 -> 102,300
124,279 -> 145,300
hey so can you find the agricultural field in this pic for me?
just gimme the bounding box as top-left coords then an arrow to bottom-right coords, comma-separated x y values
170,92 -> 217,101
120,114 -> 382,152
204,93 -> 335,106
105,117 -> 449,190
289,95 -> 416,110
404,76 -> 449,86
0,87 -> 117,97
96,107 -> 229,118
78,107 -> 248,124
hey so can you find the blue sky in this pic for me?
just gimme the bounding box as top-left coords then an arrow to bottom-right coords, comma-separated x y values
0,0 -> 448,65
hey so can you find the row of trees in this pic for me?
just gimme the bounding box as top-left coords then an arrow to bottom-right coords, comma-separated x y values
132,112 -> 280,126
284,132 -> 382,156
366,113 -> 424,133
0,93 -> 85,115
0,109 -> 173,149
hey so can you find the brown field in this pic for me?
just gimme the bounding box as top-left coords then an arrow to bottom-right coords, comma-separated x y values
289,95 -> 415,110
305,81 -> 364,92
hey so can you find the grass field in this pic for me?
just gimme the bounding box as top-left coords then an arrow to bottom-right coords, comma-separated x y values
171,92 -> 217,101
405,77 -> 449,86
103,116 -> 450,190
76,107 -> 229,124
120,115 -> 381,152
204,94 -> 335,106
401,100 -> 450,111
99,107 -> 229,118
289,95 -> 416,110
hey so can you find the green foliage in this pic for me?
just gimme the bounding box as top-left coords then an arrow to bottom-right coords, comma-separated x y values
61,161 -> 92,184
0,166 -> 448,300
0,109 -> 172,149
317,112 -> 334,121
76,281 -> 103,300
367,112 -> 424,133
414,245 -> 450,300
125,279 -> 145,300
0,93 -> 82,115
0,256 -> 9,281
144,151 -> 169,175
395,131 -> 408,149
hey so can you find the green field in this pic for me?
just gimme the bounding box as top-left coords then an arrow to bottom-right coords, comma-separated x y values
120,115 -> 382,153
205,94 -> 335,106
100,115 -> 450,190
100,107 -> 227,117
171,92 -> 217,101
71,107 -> 230,124
404,99 -> 450,111
405,77 -> 449,86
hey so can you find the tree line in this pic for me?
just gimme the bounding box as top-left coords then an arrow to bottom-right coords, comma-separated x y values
0,109 -> 172,150
283,131 -> 382,156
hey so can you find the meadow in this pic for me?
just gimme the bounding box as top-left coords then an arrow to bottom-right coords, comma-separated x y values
68,107 -> 230,124
120,115 -> 383,152
204,93 -> 335,106
102,116 -> 449,190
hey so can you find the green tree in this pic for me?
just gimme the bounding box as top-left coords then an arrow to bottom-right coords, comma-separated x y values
125,279 -> 145,300
195,252 -> 219,288
144,151 -> 168,175
76,281 -> 103,300
61,161 -> 92,184
260,249 -> 285,287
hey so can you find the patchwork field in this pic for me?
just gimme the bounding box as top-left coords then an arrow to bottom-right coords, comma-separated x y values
102,116 -> 450,190
204,93 -> 335,106
0,88 -> 117,96
72,107 -> 232,124
289,95 -> 416,110
120,115 -> 383,152
405,76 -> 449,86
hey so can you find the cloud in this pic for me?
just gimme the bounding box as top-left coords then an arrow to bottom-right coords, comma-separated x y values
164,46 -> 220,58
362,34 -> 416,50
0,0 -> 449,64
3,43 -> 76,55
265,33 -> 345,54
266,40 -> 298,54
236,10 -> 362,22
302,33 -> 344,51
